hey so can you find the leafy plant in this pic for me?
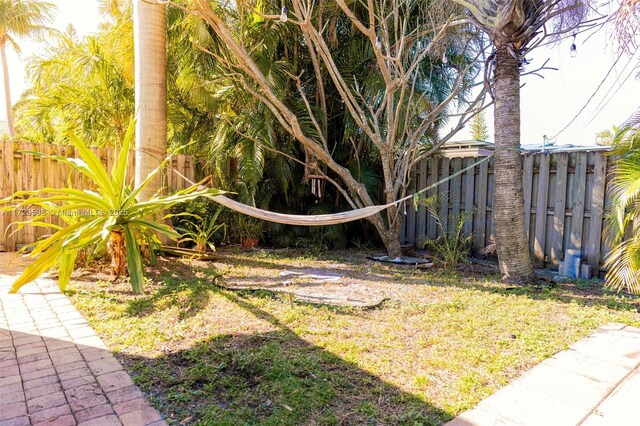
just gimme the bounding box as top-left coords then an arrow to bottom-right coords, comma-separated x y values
174,207 -> 227,252
604,125 -> 640,294
417,194 -> 472,271
1,121 -> 222,294
233,214 -> 265,247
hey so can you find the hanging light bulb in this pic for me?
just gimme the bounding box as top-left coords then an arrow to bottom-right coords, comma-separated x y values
570,33 -> 577,58
375,34 -> 382,49
280,6 -> 288,22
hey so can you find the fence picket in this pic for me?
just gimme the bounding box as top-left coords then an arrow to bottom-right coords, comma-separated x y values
587,154 -> 607,271
569,153 -> 588,252
533,154 -> 550,266
463,157 -> 475,236
426,158 -> 438,239
451,158 -> 462,220
551,154 -> 568,266
0,141 -> 12,251
439,158 -> 450,234
416,159 -> 427,241
22,150 -> 35,246
523,154 -> 534,237
474,160 -> 488,249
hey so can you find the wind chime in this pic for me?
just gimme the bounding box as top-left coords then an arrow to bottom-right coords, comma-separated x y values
304,149 -> 325,200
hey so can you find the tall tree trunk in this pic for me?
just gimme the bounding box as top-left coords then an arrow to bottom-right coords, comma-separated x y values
133,0 -> 167,201
369,207 -> 403,258
0,42 -> 15,138
381,228 -> 402,258
493,46 -> 536,283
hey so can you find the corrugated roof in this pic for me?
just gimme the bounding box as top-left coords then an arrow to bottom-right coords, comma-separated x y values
442,139 -> 611,155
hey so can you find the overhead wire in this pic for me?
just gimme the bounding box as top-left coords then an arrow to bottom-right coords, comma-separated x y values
585,49 -> 640,124
550,48 -> 626,139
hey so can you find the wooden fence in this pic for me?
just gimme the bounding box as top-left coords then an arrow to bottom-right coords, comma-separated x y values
400,150 -> 613,274
0,141 -> 196,252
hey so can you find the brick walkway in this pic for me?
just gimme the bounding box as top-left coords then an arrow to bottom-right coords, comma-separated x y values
447,323 -> 640,426
0,254 -> 166,426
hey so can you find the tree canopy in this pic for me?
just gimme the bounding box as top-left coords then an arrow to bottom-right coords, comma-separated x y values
0,0 -> 55,137
168,0 -> 486,256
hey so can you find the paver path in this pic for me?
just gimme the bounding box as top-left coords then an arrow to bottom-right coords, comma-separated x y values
0,253 -> 166,426
447,323 -> 640,426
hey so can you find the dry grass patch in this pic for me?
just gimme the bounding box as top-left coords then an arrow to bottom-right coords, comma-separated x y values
65,249 -> 640,425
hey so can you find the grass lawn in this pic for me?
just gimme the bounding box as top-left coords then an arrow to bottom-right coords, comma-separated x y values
65,249 -> 640,425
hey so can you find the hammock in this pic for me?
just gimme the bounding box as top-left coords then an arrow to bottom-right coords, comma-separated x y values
175,154 -> 492,227
210,195 -> 392,226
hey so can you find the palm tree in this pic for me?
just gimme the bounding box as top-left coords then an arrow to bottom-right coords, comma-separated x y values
15,3 -> 213,148
14,24 -> 134,145
596,126 -> 619,146
133,0 -> 167,201
604,125 -> 640,294
0,0 -> 55,138
450,0 -> 589,282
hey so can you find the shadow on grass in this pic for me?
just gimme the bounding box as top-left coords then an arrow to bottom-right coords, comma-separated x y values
124,264 -> 219,320
119,290 -> 453,425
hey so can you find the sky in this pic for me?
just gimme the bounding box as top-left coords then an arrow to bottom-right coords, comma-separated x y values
2,0 -> 639,146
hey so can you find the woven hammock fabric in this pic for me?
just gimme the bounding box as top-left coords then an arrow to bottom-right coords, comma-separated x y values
211,195 -> 391,226
178,154 -> 492,227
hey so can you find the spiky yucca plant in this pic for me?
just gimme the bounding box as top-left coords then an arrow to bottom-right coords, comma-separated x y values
1,121 -> 222,294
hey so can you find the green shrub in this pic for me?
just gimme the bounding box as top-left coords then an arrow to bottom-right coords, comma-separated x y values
417,194 -> 472,271
174,207 -> 227,252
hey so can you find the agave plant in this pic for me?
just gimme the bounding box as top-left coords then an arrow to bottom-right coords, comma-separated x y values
604,125 -> 640,294
1,121 -> 222,294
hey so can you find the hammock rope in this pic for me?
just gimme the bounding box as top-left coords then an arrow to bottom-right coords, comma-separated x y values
172,154 -> 493,226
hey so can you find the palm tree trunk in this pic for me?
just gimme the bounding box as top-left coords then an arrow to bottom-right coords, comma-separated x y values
133,0 -> 171,246
0,42 -> 15,138
133,0 -> 167,201
107,229 -> 126,277
493,46 -> 536,283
